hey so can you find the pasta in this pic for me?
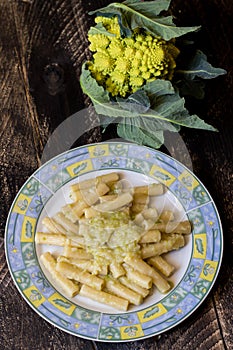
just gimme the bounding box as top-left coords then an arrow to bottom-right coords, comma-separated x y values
40,252 -> 80,297
79,284 -> 129,311
36,172 -> 192,311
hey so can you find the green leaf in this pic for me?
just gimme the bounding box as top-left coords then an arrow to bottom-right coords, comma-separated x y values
203,263 -> 211,276
116,112 -> 175,149
53,299 -> 71,309
88,22 -> 116,37
175,78 -> 206,99
143,306 -> 160,319
143,79 -> 174,98
81,65 -> 217,149
195,238 -> 204,255
117,90 -> 151,113
176,50 -> 227,80
25,221 -> 33,238
153,171 -> 171,181
117,117 -> 165,148
89,1 -> 200,40
123,0 -> 171,17
141,88 -> 217,131
80,64 -> 110,110
165,111 -> 217,131
73,162 -> 87,175
80,64 -> 135,117
89,6 -> 133,37
124,326 -> 138,333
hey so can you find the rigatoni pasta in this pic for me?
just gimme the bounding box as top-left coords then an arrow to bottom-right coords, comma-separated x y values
36,172 -> 192,311
40,252 -> 80,297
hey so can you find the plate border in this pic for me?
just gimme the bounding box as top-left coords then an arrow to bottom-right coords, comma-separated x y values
4,141 -> 223,342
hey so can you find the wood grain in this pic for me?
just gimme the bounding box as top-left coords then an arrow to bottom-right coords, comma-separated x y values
0,0 -> 232,349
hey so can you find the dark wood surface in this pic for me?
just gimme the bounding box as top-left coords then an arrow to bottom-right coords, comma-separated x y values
0,0 -> 232,349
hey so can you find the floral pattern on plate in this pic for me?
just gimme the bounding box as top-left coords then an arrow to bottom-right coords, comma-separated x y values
5,142 -> 223,342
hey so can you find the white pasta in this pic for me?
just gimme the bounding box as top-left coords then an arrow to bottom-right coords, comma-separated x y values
36,172 -> 192,311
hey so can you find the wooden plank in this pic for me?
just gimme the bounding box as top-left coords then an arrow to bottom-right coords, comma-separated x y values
0,0 -> 232,349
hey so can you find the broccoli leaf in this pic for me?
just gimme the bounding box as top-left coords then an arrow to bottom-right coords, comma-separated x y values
142,79 -> 175,108
143,79 -> 174,97
174,50 -> 226,99
80,64 -> 138,117
143,91 -> 216,131
175,78 -> 206,99
80,64 -> 217,138
117,117 -> 165,148
176,50 -> 227,80
123,0 -> 171,17
88,22 -> 116,37
80,64 -> 110,107
117,90 -> 151,113
89,1 -> 200,40
80,64 -> 119,118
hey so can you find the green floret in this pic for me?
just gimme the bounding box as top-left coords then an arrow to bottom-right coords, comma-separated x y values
124,46 -> 136,59
130,76 -> 144,90
132,58 -> 141,69
95,16 -> 121,37
93,51 -> 113,73
115,57 -> 131,73
124,38 -> 135,47
88,33 -> 110,51
87,16 -> 180,97
108,38 -> 125,56
130,68 -> 141,77
111,70 -> 126,85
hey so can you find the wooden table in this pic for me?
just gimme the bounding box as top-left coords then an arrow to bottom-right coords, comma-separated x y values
0,0 -> 232,349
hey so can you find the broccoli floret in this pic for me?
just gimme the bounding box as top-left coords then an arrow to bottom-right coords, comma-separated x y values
87,16 -> 180,97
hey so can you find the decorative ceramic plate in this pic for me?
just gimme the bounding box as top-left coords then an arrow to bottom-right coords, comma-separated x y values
5,142 -> 223,342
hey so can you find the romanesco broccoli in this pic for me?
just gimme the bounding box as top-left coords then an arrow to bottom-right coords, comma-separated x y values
87,16 -> 180,97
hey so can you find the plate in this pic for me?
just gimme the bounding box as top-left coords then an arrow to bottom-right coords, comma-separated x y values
5,142 -> 223,342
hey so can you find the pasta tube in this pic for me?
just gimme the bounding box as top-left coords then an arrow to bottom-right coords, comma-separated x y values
133,183 -> 166,196
61,203 -> 80,223
152,221 -> 191,234
159,210 -> 175,222
83,206 -> 99,219
132,193 -> 149,205
131,203 -> 148,214
79,284 -> 129,311
56,261 -> 104,290
124,256 -> 171,293
139,229 -> 161,243
53,212 -> 79,234
57,256 -> 108,275
141,234 -> 185,259
36,233 -> 85,248
70,172 -> 119,191
99,194 -> 118,202
42,217 -> 67,234
118,276 -> 150,298
147,256 -> 175,277
69,200 -> 90,218
123,264 -> 152,289
63,245 -> 93,259
93,192 -> 133,212
109,262 -> 125,279
104,278 -> 143,305
36,232 -> 66,246
40,252 -> 80,297
70,183 -> 110,204
141,207 -> 158,220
